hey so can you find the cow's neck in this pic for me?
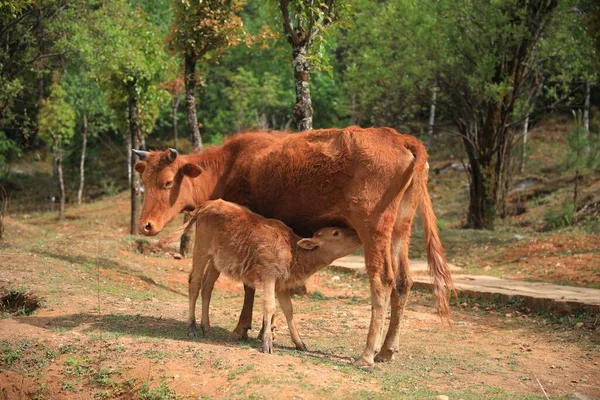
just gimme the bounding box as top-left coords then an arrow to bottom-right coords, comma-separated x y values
187,147 -> 231,206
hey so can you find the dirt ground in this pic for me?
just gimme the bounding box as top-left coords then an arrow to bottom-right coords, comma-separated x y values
1,195 -> 599,399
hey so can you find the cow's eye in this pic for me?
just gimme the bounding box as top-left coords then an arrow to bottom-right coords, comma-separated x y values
164,180 -> 174,189
332,230 -> 339,236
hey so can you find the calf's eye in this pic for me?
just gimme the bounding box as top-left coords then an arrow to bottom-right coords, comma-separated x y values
164,180 -> 174,189
333,230 -> 339,236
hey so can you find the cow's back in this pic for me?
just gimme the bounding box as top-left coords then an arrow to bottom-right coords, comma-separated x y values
220,127 -> 417,236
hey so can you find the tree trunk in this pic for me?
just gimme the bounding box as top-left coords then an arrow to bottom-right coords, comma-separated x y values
180,54 -> 203,256
292,44 -> 313,131
129,84 -> 142,235
584,79 -> 590,156
462,119 -> 511,230
427,83 -> 438,150
77,114 -> 87,205
56,145 -> 65,220
126,132 -> 132,187
184,53 -> 202,148
520,114 -> 529,174
173,95 -> 180,151
49,156 -> 57,212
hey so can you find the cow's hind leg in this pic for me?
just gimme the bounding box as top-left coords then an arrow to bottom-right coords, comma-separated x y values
354,226 -> 395,367
231,284 -> 255,341
376,186 -> 419,362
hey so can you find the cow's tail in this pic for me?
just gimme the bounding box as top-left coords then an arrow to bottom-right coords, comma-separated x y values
158,210 -> 199,248
410,143 -> 456,323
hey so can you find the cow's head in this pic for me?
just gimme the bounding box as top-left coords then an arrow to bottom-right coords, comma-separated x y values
134,148 -> 203,236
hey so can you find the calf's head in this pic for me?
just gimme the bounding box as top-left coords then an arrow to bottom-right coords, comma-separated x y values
297,227 -> 361,263
134,148 -> 203,236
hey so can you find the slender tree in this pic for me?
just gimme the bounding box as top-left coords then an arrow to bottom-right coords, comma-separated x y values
169,0 -> 246,255
75,0 -> 168,234
277,0 -> 342,131
38,74 -> 75,220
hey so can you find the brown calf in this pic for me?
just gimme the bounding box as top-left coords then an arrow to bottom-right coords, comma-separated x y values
163,199 -> 361,353
134,126 -> 454,366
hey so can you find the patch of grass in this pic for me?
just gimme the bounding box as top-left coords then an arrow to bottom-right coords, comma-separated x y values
309,290 -> 325,300
142,349 -> 166,360
229,363 -> 254,380
138,380 -> 178,400
1,340 -> 22,366
64,356 -> 91,376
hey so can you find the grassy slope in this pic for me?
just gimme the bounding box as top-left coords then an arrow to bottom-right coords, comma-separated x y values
0,196 -> 598,399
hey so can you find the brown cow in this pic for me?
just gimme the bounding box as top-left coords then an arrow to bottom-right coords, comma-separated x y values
161,199 -> 361,353
134,126 -> 453,366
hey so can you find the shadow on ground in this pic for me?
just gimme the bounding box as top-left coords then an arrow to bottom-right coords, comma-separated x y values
16,313 -> 357,363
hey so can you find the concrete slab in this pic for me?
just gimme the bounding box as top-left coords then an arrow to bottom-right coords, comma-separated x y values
329,256 -> 600,314
330,255 -> 463,276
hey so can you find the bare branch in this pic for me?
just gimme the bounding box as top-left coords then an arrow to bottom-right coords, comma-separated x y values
280,0 -> 301,45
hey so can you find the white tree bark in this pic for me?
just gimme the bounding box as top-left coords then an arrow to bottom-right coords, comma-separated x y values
584,79 -> 590,156
77,114 -> 87,205
520,114 -> 530,174
427,83 -> 438,149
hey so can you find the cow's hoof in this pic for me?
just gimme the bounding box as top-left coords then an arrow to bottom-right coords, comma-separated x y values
295,342 -> 308,352
230,328 -> 249,341
353,356 -> 374,367
374,349 -> 395,362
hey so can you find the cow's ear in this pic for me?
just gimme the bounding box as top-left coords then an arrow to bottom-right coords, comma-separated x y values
297,238 -> 319,250
135,161 -> 146,174
181,163 -> 202,178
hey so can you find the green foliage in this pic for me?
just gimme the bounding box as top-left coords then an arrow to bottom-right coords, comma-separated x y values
38,75 -> 76,150
0,131 -> 21,169
70,0 -> 168,137
543,204 -> 575,229
168,0 -> 247,62
139,380 -> 178,400
565,110 -> 599,170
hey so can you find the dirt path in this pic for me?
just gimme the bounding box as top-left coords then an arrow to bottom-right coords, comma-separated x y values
1,198 -> 598,399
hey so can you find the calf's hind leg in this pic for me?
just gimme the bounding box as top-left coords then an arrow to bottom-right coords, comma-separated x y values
261,279 -> 277,354
188,253 -> 209,337
277,288 -> 307,351
199,264 -> 220,336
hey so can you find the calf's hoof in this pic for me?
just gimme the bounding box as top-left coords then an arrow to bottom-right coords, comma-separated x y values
353,356 -> 375,367
230,328 -> 249,341
187,321 -> 197,337
374,348 -> 395,362
262,339 -> 274,354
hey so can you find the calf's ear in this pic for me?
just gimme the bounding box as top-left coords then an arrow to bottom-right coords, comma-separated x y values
297,238 -> 319,250
135,161 -> 146,174
181,164 -> 202,178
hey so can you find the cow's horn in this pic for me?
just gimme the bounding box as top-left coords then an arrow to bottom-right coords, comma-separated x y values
132,149 -> 149,160
167,148 -> 178,162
